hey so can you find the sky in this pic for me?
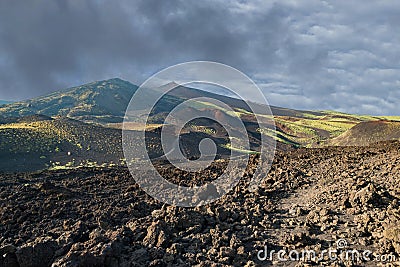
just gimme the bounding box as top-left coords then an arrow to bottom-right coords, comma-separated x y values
0,0 -> 399,115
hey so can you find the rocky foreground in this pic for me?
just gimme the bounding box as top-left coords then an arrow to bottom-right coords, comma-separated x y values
1,142 -> 400,266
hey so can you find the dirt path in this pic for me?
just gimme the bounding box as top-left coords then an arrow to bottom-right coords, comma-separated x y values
262,147 -> 400,266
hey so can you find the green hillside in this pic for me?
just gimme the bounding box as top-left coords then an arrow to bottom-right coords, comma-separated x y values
0,117 -> 126,172
0,78 -> 138,123
1,77 -> 399,173
260,110 -> 392,147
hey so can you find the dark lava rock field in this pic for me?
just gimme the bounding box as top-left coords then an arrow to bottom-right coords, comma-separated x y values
1,141 -> 400,266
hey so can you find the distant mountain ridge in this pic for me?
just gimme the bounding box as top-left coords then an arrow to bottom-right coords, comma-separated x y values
157,82 -> 325,118
0,100 -> 13,106
1,78 -> 399,149
0,78 -> 325,124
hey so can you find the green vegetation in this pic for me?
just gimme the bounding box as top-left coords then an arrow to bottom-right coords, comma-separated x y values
0,78 -> 138,124
0,117 -> 127,172
266,110 -> 385,147
294,119 -> 354,136
220,143 -> 259,154
257,128 -> 300,147
1,77 -> 400,173
189,125 -> 216,135
379,116 -> 400,121
49,159 -> 119,170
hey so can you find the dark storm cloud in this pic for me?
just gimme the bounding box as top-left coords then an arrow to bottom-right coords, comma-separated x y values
0,0 -> 399,115
0,0 -> 283,99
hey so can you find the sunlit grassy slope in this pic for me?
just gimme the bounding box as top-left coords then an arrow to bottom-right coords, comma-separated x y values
1,78 -> 399,151
0,117 -> 127,172
250,109 -> 399,147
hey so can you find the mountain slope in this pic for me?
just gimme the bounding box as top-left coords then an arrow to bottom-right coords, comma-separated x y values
0,115 -> 236,172
1,78 -> 398,151
0,78 -> 347,125
159,82 -> 325,118
0,78 -> 138,123
0,100 -> 13,106
0,116 -> 125,172
329,120 -> 400,146
0,79 -> 190,124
